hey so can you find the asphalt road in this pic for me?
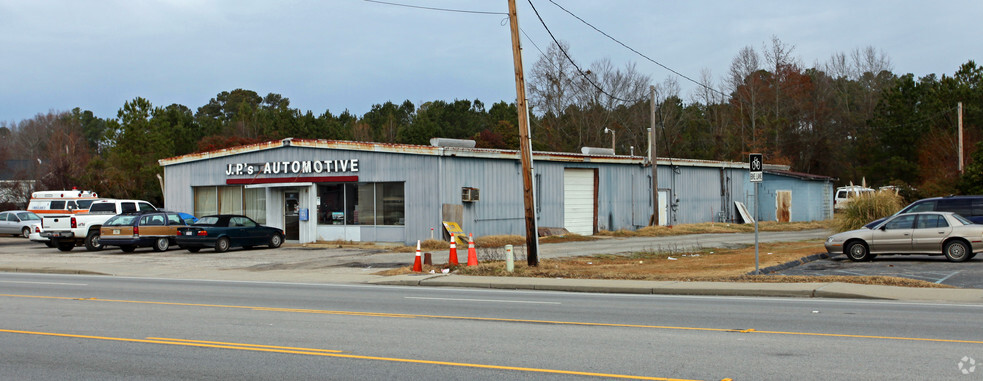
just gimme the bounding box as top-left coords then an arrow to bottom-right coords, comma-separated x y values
2,272 -> 983,380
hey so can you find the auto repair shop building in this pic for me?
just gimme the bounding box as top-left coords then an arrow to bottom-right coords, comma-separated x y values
158,138 -> 833,244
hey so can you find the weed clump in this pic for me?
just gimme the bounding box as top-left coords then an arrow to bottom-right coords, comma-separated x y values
833,190 -> 903,232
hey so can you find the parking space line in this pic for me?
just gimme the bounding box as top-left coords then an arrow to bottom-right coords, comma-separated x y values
935,271 -> 962,284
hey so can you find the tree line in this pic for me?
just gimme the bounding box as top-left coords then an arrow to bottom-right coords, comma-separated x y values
1,36 -> 980,208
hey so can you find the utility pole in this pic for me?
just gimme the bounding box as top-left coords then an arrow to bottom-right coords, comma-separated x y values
649,86 -> 659,226
507,0 -> 540,266
958,102 -> 964,174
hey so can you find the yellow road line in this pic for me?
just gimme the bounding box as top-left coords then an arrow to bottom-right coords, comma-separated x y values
0,328 -> 695,381
144,337 -> 343,353
4,293 -> 983,345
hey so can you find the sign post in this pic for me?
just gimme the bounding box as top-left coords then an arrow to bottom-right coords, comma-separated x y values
749,153 -> 763,275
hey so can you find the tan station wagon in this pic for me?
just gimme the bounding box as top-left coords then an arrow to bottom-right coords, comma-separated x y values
99,211 -> 190,252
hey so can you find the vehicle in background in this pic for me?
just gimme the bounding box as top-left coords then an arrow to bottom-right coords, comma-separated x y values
27,189 -> 101,215
28,223 -> 55,247
41,199 -> 158,252
100,211 -> 190,252
176,215 -> 283,253
0,210 -> 41,238
863,195 -> 983,229
826,211 -> 983,262
834,185 -> 875,210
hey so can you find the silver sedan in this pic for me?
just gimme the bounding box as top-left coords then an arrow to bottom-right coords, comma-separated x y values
0,210 -> 42,238
825,211 -> 983,262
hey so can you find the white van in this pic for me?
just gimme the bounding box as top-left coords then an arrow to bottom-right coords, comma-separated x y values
27,189 -> 101,215
834,185 -> 874,209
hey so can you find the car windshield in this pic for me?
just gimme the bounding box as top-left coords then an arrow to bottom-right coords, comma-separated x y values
77,200 -> 95,209
194,216 -> 221,226
16,212 -> 40,221
105,215 -> 138,226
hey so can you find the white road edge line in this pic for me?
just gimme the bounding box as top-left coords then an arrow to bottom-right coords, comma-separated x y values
0,280 -> 88,286
405,296 -> 561,305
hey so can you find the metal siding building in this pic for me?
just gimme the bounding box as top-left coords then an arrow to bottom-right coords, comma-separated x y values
159,139 -> 832,244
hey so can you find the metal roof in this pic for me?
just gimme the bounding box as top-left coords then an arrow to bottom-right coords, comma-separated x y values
158,138 -> 789,170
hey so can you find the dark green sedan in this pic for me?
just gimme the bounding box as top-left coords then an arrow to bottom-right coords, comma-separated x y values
175,215 -> 284,253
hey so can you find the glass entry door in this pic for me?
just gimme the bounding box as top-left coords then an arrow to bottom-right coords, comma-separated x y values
284,190 -> 300,240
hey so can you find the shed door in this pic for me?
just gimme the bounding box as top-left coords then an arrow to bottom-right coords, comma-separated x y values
564,168 -> 596,235
776,190 -> 791,222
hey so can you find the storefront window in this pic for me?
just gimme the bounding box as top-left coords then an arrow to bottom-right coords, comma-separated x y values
380,182 -> 405,225
194,187 -> 217,217
244,188 -> 266,224
356,184 -> 375,225
316,182 -> 403,226
317,184 -> 346,225
219,186 -> 243,214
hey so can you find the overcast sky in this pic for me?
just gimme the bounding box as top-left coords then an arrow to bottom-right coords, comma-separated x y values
1,0 -> 980,125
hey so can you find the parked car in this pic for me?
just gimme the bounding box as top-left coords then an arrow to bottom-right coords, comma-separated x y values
28,223 -> 55,247
100,211 -> 191,252
834,185 -> 874,210
0,210 -> 42,238
42,199 -> 158,251
863,194 -> 983,229
825,211 -> 983,262
175,215 -> 284,253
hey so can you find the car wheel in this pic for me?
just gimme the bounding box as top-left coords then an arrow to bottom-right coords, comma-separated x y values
215,237 -> 230,253
185,247 -> 201,253
57,242 -> 74,252
269,233 -> 283,248
84,231 -> 103,251
944,240 -> 971,262
21,227 -> 31,238
120,245 -> 136,253
44,241 -> 56,248
845,241 -> 872,261
153,237 -> 170,252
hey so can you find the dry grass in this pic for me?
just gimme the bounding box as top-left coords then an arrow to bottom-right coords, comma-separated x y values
388,234 -> 599,252
598,220 -> 831,237
833,190 -> 903,232
376,239 -> 952,289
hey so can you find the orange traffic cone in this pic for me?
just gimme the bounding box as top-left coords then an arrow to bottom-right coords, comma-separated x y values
412,240 -> 423,272
448,233 -> 459,266
466,233 -> 479,266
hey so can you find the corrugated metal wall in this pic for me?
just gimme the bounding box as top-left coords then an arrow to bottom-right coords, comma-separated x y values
162,144 -> 831,243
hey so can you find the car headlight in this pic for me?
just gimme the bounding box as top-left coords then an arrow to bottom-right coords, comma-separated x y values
826,236 -> 833,243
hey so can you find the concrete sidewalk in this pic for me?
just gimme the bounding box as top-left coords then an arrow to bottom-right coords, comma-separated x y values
370,273 -> 983,304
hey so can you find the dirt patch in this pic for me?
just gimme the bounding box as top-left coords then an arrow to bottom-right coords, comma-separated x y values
375,240 -> 952,289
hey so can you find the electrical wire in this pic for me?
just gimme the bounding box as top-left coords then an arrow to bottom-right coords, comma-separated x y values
525,0 -> 646,104
545,0 -> 728,98
361,0 -> 506,15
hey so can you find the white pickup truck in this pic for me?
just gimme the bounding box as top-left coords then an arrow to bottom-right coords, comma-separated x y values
41,199 -> 158,251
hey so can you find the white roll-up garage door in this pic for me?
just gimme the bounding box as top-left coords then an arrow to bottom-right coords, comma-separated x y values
563,168 -> 595,235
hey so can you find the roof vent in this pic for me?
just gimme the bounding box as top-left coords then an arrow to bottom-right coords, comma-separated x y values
430,138 -> 476,148
580,147 -> 615,156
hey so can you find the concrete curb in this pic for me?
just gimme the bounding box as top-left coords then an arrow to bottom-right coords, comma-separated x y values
752,253 -> 830,275
369,274 -> 983,303
0,267 -> 107,276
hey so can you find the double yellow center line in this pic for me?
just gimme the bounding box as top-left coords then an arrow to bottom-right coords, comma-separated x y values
0,328 -> 696,381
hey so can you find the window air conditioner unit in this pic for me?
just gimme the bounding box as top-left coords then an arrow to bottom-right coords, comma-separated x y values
462,187 -> 479,202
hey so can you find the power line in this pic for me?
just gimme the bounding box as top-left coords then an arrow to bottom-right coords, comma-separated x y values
361,0 -> 506,15
545,0 -> 727,98
525,0 -> 645,104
